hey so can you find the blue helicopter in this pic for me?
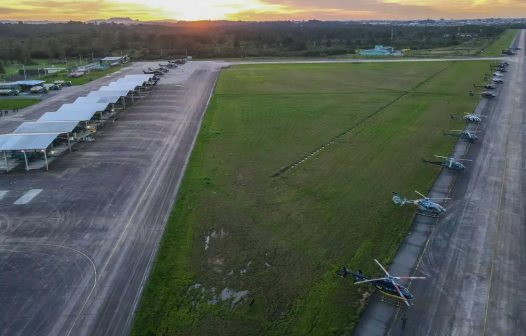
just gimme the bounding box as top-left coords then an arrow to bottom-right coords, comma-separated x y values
443,130 -> 479,143
392,191 -> 448,216
423,155 -> 472,171
337,259 -> 425,306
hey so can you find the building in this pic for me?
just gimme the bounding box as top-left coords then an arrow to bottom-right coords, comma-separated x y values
0,80 -> 45,92
359,45 -> 402,56
100,56 -> 129,67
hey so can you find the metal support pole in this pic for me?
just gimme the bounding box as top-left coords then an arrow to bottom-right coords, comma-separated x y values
100,111 -> 104,126
67,133 -> 71,152
22,151 -> 29,171
43,150 -> 48,171
3,151 -> 8,172
122,96 -> 126,109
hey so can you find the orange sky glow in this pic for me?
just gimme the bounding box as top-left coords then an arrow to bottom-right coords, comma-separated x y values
1,0 -> 525,21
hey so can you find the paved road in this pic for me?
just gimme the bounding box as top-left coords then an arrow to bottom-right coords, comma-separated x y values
0,61 -> 223,335
355,30 -> 525,336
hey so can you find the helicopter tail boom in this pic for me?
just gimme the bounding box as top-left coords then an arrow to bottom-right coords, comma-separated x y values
336,267 -> 368,283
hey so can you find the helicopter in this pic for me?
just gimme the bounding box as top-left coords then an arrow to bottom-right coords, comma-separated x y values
392,191 -> 448,216
490,65 -> 507,72
337,259 -> 425,306
481,91 -> 497,98
473,83 -> 496,90
443,130 -> 479,143
423,155 -> 472,171
143,68 -> 164,76
450,113 -> 484,123
493,77 -> 504,84
469,90 -> 496,98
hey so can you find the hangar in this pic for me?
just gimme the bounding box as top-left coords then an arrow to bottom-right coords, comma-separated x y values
0,73 -> 159,172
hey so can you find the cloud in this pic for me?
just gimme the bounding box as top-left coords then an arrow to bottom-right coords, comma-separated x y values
0,0 -> 525,21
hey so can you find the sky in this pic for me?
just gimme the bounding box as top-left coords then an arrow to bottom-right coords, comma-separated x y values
1,0 -> 525,21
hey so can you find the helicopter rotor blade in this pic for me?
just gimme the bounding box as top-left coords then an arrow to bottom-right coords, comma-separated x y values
414,190 -> 427,199
374,259 -> 390,277
434,155 -> 449,159
457,159 -> 473,162
391,279 -> 411,307
393,276 -> 426,280
354,277 -> 387,285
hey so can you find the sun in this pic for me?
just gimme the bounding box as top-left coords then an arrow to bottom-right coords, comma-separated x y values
109,0 -> 285,21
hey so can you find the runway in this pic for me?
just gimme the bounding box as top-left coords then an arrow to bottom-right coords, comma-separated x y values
355,30 -> 526,336
0,61 -> 223,335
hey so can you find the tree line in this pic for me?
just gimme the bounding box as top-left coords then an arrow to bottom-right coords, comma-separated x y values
0,21 -> 507,65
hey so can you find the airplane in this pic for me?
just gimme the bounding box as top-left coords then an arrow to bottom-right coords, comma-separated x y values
443,130 -> 479,143
337,259 -> 426,307
422,155 -> 472,171
392,190 -> 448,216
502,48 -> 515,56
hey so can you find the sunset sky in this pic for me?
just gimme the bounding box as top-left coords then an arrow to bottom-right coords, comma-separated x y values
1,0 -> 525,21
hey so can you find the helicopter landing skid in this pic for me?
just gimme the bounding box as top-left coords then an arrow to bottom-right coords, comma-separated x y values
416,211 -> 439,218
378,292 -> 405,308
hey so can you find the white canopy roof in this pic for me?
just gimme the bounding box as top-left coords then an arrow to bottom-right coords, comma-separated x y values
38,109 -> 100,122
0,133 -> 60,151
86,91 -> 125,104
14,121 -> 79,134
0,72 -> 157,153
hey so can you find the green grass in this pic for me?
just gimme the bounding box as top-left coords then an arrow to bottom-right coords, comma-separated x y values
1,58 -> 89,79
0,98 -> 40,110
43,64 -> 126,85
133,61 -> 490,335
1,60 -> 125,85
406,29 -> 518,57
479,29 -> 519,56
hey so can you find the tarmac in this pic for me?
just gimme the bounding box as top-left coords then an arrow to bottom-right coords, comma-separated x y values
0,53 -> 518,336
0,61 -> 223,335
354,31 -> 525,336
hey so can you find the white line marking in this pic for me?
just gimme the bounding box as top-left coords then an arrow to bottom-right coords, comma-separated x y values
14,189 -> 43,205
0,190 -> 8,200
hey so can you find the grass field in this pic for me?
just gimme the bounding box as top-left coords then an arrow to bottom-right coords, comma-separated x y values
0,98 -> 40,110
2,60 -> 125,86
407,29 -> 518,57
43,64 -> 126,85
133,61 -> 490,335
2,58 -> 89,79
479,29 -> 519,56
